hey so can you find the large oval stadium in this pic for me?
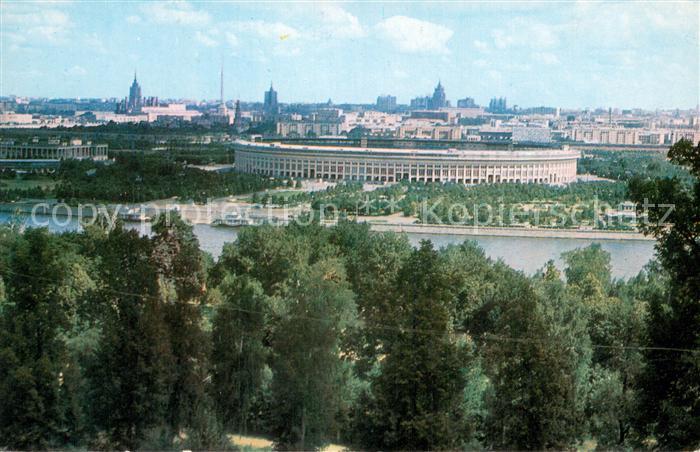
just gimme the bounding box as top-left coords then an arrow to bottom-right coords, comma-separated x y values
233,138 -> 579,185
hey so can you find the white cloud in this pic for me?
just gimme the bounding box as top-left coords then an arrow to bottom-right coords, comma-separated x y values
532,51 -> 559,65
2,8 -> 73,44
393,69 -> 409,79
184,5 -> 364,57
473,39 -> 489,52
316,4 -> 366,39
225,32 -> 239,48
643,2 -> 698,31
529,23 -> 558,47
195,31 -> 219,47
376,16 -> 453,54
492,29 -> 515,49
488,70 -> 503,82
126,15 -> 142,24
140,1 -> 210,26
234,20 -> 300,41
83,32 -> 107,53
573,0 -> 698,34
210,20 -> 301,58
65,65 -> 87,76
234,20 -> 303,57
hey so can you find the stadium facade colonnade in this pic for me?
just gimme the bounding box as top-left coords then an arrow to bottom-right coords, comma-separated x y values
233,140 -> 579,185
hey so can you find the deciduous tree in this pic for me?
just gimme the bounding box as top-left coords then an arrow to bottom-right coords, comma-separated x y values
629,139 -> 700,448
358,241 -> 470,450
211,274 -> 269,433
269,258 -> 357,450
88,225 -> 173,449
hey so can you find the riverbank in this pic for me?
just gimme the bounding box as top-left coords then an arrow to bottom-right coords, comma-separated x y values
365,222 -> 652,241
1,200 -> 653,241
345,212 -> 652,241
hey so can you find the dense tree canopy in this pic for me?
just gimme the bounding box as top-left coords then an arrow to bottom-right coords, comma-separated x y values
356,241 -> 470,450
0,141 -> 697,450
55,153 -> 279,203
629,139 -> 700,448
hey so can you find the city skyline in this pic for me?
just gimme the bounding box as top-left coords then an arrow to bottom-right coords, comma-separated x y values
1,1 -> 699,109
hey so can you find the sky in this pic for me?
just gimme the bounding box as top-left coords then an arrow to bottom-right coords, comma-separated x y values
1,1 -> 699,109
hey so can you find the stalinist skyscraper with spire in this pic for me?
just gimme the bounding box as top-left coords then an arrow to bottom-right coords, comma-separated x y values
263,82 -> 279,120
116,72 -> 145,114
429,81 -> 446,109
128,72 -> 142,113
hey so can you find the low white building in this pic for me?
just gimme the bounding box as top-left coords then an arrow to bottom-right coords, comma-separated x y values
142,104 -> 202,122
341,111 -> 402,135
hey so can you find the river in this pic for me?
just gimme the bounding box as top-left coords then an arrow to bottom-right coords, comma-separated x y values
0,213 -> 656,280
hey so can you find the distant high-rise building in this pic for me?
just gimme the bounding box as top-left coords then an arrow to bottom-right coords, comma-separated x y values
487,97 -> 507,113
264,82 -> 279,120
518,106 -> 557,115
376,95 -> 397,112
115,73 -> 144,114
410,96 -> 431,109
429,81 -> 447,109
128,72 -> 142,113
457,97 -> 477,108
144,96 -> 159,107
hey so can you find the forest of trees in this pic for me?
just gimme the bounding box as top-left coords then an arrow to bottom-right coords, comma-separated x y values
304,179 -> 628,228
578,149 -> 691,182
0,140 -> 697,450
54,153 -> 279,203
1,152 -> 281,204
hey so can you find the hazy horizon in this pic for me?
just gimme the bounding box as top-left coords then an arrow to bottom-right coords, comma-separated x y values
1,1 -> 699,109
